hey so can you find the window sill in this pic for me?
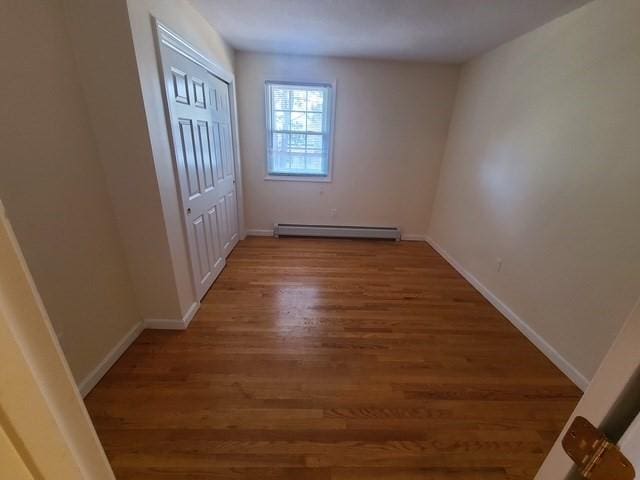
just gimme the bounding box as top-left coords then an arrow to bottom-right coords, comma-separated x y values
264,174 -> 332,183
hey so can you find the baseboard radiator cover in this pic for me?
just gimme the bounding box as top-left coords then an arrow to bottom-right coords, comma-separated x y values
274,224 -> 401,241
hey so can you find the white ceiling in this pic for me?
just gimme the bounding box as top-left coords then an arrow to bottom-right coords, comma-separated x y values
190,0 -> 592,63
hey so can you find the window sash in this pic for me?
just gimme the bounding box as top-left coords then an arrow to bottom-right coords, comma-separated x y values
266,81 -> 333,177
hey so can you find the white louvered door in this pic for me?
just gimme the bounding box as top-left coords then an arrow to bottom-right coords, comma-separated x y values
160,45 -> 234,300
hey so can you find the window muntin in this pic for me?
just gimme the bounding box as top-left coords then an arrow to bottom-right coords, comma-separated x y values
265,82 -> 333,178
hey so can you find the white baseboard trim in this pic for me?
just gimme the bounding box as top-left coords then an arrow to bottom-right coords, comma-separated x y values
144,301 -> 200,330
246,229 -> 274,237
78,320 -> 144,397
401,233 -> 427,241
78,302 -> 201,397
425,235 -> 589,391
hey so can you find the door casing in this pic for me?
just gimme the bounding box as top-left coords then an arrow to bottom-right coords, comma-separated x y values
536,298 -> 640,478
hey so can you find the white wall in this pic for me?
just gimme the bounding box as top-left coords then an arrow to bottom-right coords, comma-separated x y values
0,0 -> 140,383
63,0 -> 183,322
126,0 -> 237,316
64,0 -> 239,324
236,52 -> 459,237
428,0 -> 640,384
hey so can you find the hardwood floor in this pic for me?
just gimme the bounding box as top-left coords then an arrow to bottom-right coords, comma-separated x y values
85,237 -> 581,479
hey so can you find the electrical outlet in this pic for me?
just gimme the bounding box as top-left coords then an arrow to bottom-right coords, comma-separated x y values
496,258 -> 503,272
330,209 -> 337,218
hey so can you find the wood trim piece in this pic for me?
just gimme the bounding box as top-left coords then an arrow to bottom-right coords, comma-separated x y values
426,235 -> 589,391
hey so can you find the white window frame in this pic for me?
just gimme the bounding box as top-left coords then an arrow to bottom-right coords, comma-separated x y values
264,80 -> 336,182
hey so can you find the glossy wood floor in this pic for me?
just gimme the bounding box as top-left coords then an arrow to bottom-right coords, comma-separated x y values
85,237 -> 581,479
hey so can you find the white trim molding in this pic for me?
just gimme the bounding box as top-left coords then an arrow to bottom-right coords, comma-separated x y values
144,301 -> 200,330
78,301 -> 201,397
78,320 -> 144,397
155,20 -> 233,83
246,229 -> 275,237
1,201 -> 115,477
400,233 -> 427,242
425,235 -> 589,391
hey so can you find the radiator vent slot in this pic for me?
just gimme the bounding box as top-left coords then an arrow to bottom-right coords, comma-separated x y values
273,224 -> 400,241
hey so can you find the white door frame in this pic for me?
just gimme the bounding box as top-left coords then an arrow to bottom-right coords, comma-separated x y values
620,412 -> 640,467
0,200 -> 114,479
536,297 -> 640,478
153,19 -> 246,296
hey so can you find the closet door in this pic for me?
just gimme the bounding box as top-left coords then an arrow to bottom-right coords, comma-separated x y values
160,45 -> 226,300
209,75 -> 240,257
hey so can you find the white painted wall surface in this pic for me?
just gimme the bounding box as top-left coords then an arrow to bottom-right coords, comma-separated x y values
0,0 -> 140,383
235,52 -> 459,237
428,0 -> 640,383
63,0 -> 183,322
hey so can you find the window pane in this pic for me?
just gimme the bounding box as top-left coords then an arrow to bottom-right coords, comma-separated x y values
292,90 -> 307,110
274,111 -> 290,130
290,112 -> 306,131
305,155 -> 323,172
307,113 -> 323,133
272,132 -> 289,151
306,134 -> 323,153
290,134 -> 306,152
272,88 -> 290,110
272,152 -> 291,171
290,155 -> 305,170
307,90 -> 324,112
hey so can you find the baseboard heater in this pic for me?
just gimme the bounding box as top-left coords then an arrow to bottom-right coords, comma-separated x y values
273,224 -> 401,241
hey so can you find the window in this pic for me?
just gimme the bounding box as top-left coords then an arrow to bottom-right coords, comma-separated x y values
265,81 -> 334,179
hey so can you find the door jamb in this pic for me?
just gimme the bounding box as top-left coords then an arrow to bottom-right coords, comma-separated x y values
535,298 -> 640,478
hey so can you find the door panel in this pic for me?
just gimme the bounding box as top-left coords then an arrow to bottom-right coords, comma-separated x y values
191,215 -> 211,288
221,123 -> 233,177
206,206 -> 224,273
217,194 -> 230,255
226,189 -> 238,245
171,67 -> 189,104
178,119 -> 201,200
196,120 -> 214,193
192,77 -> 206,108
212,122 -> 224,182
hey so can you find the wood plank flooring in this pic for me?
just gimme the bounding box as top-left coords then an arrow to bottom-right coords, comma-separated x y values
85,237 -> 581,479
